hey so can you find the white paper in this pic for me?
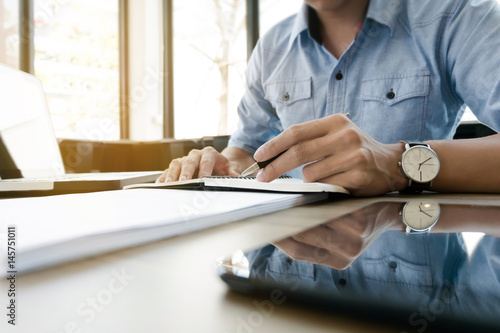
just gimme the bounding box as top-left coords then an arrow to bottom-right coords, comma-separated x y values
0,189 -> 326,274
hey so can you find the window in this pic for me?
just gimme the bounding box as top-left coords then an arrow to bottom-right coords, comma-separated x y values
127,0 -> 164,141
260,0 -> 302,36
172,0 -> 247,139
0,0 -> 19,68
33,0 -> 120,140
169,0 -> 305,140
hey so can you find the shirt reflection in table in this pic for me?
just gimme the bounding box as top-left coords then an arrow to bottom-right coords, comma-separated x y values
245,202 -> 500,328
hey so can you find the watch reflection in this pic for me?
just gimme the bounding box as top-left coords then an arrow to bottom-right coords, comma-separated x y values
220,201 -> 500,332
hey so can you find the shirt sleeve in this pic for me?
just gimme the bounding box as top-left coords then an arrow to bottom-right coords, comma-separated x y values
227,39 -> 284,156
444,0 -> 500,132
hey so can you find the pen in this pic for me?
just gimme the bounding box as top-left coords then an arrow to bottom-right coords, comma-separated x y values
240,150 -> 287,177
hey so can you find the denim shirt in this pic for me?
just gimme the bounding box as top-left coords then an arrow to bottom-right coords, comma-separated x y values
229,0 -> 500,178
246,232 -> 500,324
247,232 -> 458,302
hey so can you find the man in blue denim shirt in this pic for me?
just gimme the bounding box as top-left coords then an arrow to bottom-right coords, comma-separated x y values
159,0 -> 500,196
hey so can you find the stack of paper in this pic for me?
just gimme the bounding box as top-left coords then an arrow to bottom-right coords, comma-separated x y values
0,189 -> 327,275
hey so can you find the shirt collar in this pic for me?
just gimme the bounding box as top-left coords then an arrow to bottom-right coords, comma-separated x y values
289,3 -> 309,48
365,0 -> 399,36
288,0 -> 398,49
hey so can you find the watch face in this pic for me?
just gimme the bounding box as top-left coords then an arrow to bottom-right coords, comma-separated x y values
401,146 -> 440,183
402,201 -> 440,231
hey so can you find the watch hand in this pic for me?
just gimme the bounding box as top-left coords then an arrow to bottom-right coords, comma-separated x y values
421,211 -> 432,218
418,157 -> 432,170
418,205 -> 432,218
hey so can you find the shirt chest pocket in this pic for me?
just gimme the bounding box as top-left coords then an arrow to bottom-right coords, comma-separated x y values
360,72 -> 430,142
264,77 -> 314,130
266,249 -> 315,281
362,255 -> 432,290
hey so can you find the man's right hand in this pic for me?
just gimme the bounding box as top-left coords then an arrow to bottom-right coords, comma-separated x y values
156,146 -> 251,183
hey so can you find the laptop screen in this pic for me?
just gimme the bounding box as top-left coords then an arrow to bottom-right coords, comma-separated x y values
0,64 -> 65,179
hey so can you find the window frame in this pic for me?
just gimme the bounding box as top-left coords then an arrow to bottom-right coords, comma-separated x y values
19,0 -> 34,74
17,0 -> 260,140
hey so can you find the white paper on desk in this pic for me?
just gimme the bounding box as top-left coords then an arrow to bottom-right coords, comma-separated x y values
0,189 -> 326,275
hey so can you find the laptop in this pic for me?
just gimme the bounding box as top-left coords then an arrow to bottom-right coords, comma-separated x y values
0,63 -> 161,195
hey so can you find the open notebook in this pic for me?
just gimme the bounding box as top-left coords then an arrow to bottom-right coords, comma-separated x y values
124,176 -> 350,195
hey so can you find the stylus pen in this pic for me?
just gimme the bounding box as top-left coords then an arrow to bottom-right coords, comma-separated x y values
240,150 -> 287,177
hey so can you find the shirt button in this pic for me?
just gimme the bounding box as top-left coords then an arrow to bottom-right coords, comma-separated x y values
389,261 -> 398,271
335,72 -> 343,80
386,91 -> 395,99
338,278 -> 347,286
284,92 -> 290,102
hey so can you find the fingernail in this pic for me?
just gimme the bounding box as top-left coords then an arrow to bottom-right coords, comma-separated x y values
179,176 -> 187,181
256,169 -> 266,182
165,177 -> 172,183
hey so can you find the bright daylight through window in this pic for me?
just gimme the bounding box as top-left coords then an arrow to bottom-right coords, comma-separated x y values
33,0 -> 119,140
0,1 -> 18,69
172,0 -> 302,139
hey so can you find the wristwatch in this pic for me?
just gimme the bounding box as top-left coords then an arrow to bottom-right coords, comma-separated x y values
398,141 -> 440,193
399,201 -> 440,234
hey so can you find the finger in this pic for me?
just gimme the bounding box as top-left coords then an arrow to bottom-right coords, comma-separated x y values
164,158 -> 183,182
254,114 -> 349,162
156,170 -> 168,183
301,124 -> 370,182
292,224 -> 352,254
274,238 -> 352,269
324,213 -> 373,237
210,148 -> 235,176
228,167 -> 241,177
273,238 -> 319,262
301,148 -> 357,183
255,116 -> 355,183
198,148 -> 220,177
255,140 -> 321,182
339,208 -> 378,236
297,230 -> 362,260
294,223 -> 365,258
257,127 -> 353,182
178,150 -> 203,180
291,224 -> 340,247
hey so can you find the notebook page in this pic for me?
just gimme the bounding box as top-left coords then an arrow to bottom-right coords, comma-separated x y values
124,177 -> 350,194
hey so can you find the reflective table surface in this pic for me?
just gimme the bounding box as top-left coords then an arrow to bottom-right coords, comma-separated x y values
218,199 -> 500,332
